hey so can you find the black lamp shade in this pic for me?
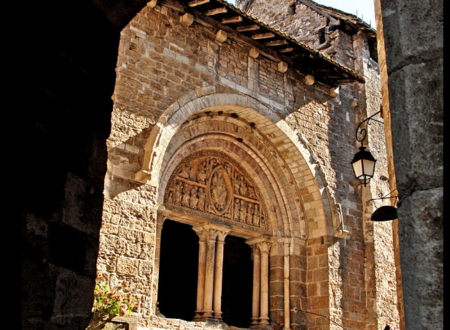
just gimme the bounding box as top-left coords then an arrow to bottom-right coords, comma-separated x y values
371,206 -> 398,221
351,146 -> 377,186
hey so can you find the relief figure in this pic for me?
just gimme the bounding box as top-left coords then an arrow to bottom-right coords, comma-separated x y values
247,186 -> 256,199
239,176 -> 248,196
174,181 -> 182,204
211,169 -> 227,211
239,201 -> 246,222
253,205 -> 260,226
181,183 -> 190,207
179,164 -> 191,179
233,199 -> 240,221
246,203 -> 253,224
197,161 -> 207,184
197,187 -> 205,211
190,186 -> 198,209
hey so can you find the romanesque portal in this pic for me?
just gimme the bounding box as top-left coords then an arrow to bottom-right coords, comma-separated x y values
157,150 -> 274,327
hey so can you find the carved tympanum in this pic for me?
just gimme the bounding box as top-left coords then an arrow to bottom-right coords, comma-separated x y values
164,150 -> 269,231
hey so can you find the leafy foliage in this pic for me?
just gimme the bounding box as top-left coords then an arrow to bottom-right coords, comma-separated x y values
93,276 -> 139,316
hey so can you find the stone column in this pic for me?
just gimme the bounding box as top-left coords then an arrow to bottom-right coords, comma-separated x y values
283,240 -> 290,330
203,228 -> 218,320
193,227 -> 207,321
250,244 -> 261,328
259,241 -> 272,326
213,230 -> 229,320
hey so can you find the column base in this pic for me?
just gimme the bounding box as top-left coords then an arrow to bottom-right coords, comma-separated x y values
193,313 -> 203,321
202,311 -> 214,320
259,317 -> 271,326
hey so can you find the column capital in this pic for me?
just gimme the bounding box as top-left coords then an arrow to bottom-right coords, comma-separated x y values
245,235 -> 272,247
257,241 -> 272,254
192,226 -> 207,241
217,229 -> 230,242
203,224 -> 231,241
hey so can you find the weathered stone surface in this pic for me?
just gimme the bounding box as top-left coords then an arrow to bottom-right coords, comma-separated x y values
380,0 -> 443,73
398,188 -> 443,330
388,57 -> 443,193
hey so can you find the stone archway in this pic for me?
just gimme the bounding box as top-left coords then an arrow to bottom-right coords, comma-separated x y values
136,91 -> 346,240
145,92 -> 343,329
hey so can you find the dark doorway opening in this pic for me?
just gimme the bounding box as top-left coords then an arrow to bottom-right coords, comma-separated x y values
157,220 -> 199,321
222,235 -> 253,328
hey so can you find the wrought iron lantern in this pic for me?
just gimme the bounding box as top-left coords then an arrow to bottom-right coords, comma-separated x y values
351,146 -> 377,186
351,109 -> 383,186
369,189 -> 399,222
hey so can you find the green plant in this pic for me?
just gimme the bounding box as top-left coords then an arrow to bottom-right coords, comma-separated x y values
93,276 -> 139,317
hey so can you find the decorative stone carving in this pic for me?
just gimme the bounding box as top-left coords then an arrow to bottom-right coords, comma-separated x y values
164,150 -> 269,231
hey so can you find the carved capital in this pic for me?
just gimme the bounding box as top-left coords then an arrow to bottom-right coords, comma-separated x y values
192,226 -> 207,241
217,229 -> 230,242
257,241 -> 272,254
205,228 -> 219,241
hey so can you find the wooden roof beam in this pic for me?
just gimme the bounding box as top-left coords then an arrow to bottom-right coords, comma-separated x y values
205,7 -> 228,16
279,47 -> 294,53
236,25 -> 260,32
221,16 -> 243,24
265,40 -> 288,47
252,32 -> 275,40
188,0 -> 210,7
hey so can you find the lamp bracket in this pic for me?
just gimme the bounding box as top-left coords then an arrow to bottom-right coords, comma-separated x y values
368,189 -> 398,205
356,109 -> 383,146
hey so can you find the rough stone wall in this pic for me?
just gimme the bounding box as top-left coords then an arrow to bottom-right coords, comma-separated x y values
22,1 -> 150,329
236,0 -> 357,70
375,0 -> 444,329
95,1 -> 397,329
237,0 -> 327,49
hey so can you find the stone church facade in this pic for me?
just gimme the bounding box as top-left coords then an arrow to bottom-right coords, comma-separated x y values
95,1 -> 401,329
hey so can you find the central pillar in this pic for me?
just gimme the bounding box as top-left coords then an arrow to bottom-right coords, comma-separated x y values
258,241 -> 272,326
213,230 -> 229,320
203,228 -> 218,320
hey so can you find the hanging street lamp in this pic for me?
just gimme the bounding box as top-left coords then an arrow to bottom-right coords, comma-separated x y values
351,109 -> 383,187
368,189 -> 399,222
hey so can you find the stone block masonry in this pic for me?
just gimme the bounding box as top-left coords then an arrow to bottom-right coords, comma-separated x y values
94,1 -> 401,330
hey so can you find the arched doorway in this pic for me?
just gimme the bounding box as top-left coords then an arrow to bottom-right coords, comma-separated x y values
157,220 -> 199,321
222,235 -> 253,328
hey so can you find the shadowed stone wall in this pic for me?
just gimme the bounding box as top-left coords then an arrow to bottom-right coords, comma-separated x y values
374,0 -> 443,329
23,1 -> 148,329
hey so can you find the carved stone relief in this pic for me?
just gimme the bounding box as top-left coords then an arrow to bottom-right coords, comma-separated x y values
164,150 -> 270,231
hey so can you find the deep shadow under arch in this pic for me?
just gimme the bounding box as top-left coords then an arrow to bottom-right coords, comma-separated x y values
157,220 -> 199,321
222,235 -> 253,328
